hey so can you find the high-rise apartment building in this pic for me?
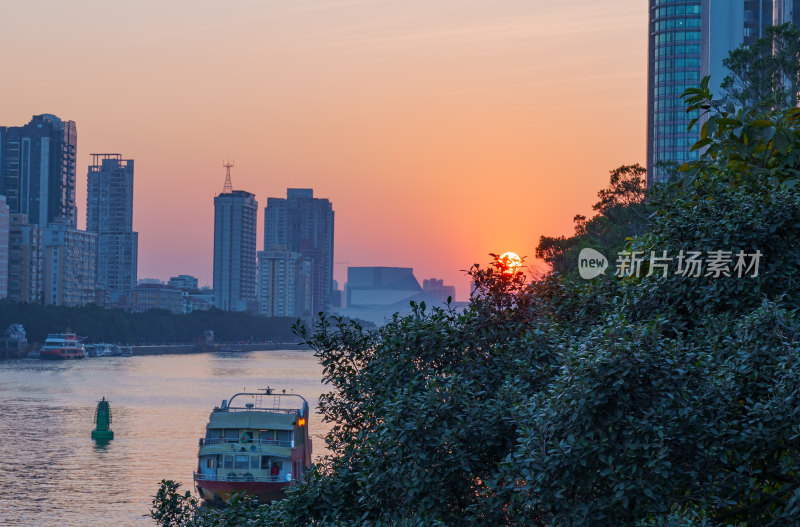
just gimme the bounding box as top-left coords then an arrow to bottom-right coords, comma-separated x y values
8,214 -> 42,303
42,221 -> 97,306
647,1 -> 784,185
258,247 -> 311,317
263,189 -> 334,314
87,154 -> 138,306
0,196 -> 9,300
213,180 -> 258,311
0,114 -> 77,227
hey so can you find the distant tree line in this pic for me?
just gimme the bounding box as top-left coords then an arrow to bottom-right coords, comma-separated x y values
0,302 -> 299,345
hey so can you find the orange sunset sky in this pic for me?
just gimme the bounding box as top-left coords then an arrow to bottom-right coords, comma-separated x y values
1,0 -> 647,300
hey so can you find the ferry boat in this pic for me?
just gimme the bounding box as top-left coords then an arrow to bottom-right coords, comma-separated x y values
93,343 -> 121,357
40,333 -> 85,360
194,388 -> 312,503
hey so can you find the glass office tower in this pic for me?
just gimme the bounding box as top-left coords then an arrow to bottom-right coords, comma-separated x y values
647,1 -> 775,185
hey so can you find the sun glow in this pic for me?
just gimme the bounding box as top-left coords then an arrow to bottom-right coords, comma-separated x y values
498,252 -> 522,275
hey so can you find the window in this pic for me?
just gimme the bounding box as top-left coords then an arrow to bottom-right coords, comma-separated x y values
223,455 -> 233,469
251,456 -> 260,469
206,458 -> 215,469
224,429 -> 239,440
206,429 -> 222,439
234,455 -> 249,469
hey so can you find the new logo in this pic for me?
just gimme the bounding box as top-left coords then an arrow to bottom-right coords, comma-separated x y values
578,248 -> 608,279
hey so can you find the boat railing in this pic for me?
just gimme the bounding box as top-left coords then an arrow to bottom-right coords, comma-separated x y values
221,406 -> 299,414
194,471 -> 291,483
199,438 -> 294,449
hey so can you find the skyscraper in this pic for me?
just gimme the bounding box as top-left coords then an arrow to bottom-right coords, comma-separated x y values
0,114 -> 77,227
7,214 -> 42,303
42,221 -> 97,306
87,153 -> 138,306
0,196 -> 9,300
258,247 -> 310,317
647,1 -> 776,185
263,189 -> 334,314
213,167 -> 258,312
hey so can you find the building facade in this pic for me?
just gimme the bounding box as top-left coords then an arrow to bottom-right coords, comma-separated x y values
132,283 -> 185,314
647,0 -> 784,185
86,154 -> 138,306
0,196 -> 9,300
213,190 -> 258,311
168,274 -> 199,291
773,0 -> 800,25
422,278 -> 456,303
7,214 -> 42,303
258,248 -> 310,317
263,189 -> 334,314
42,222 -> 97,306
0,114 -> 77,227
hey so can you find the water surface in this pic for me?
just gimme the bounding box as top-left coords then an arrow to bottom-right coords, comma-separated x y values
0,351 -> 327,526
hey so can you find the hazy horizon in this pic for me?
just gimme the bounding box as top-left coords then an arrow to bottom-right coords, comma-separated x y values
0,0 -> 647,300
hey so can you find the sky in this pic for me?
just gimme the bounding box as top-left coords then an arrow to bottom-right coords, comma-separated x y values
0,0 -> 647,300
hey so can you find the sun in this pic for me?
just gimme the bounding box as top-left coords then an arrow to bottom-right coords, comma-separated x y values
498,251 -> 522,275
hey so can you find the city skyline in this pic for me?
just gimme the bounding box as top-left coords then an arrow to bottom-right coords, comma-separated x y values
0,1 -> 648,300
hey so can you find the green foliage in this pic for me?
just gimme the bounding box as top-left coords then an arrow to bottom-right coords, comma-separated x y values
682,76 -> 800,187
151,482 -> 271,527
151,481 -> 197,527
152,58 -> 800,527
536,164 -> 650,275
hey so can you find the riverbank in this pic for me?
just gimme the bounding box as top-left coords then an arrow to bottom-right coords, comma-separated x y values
132,342 -> 309,355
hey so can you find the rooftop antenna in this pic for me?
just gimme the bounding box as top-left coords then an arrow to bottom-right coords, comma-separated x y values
222,160 -> 234,193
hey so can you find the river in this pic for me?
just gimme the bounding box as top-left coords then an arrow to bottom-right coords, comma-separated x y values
0,350 -> 328,527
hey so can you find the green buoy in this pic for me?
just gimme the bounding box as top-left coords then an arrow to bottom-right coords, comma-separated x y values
91,397 -> 114,441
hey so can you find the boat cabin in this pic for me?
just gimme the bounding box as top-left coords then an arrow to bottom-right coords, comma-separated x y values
194,390 -> 311,502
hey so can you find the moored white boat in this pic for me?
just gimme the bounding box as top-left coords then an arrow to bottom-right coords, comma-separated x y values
94,343 -> 121,357
40,333 -> 85,360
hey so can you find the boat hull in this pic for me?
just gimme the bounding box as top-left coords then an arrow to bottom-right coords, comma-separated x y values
194,478 -> 289,503
40,350 -> 84,360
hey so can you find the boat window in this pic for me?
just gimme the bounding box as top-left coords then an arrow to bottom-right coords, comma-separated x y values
261,456 -> 270,470
223,429 -> 239,440
223,455 -> 233,469
206,458 -> 215,469
277,430 -> 290,442
206,429 -> 222,439
250,456 -> 259,469
258,430 -> 275,442
234,455 -> 249,469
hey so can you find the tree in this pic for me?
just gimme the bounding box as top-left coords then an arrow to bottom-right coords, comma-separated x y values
536,164 -> 650,275
152,64 -> 800,527
721,23 -> 800,110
